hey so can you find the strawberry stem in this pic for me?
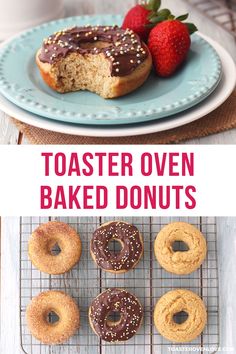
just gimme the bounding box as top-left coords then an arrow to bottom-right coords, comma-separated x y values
149,9 -> 172,23
144,0 -> 161,12
143,0 -> 198,35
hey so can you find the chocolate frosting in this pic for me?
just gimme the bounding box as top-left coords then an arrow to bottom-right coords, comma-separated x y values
90,288 -> 143,342
91,221 -> 143,272
39,25 -> 148,76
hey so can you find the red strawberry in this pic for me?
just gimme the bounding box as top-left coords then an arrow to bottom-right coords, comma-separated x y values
122,5 -> 151,41
122,0 -> 162,42
148,18 -> 197,77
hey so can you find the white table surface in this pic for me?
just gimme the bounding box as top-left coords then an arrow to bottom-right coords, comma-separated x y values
1,216 -> 236,354
0,0 -> 235,144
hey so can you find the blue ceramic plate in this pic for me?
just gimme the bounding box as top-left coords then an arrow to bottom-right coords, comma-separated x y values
0,15 -> 222,125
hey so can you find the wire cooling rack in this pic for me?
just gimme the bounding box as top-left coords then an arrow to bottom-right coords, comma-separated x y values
20,217 -> 219,354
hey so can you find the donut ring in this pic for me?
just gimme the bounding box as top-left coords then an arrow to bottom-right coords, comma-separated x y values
36,25 -> 152,98
154,222 -> 207,275
28,221 -> 82,275
154,289 -> 207,343
26,290 -> 80,344
90,221 -> 143,273
89,288 -> 143,342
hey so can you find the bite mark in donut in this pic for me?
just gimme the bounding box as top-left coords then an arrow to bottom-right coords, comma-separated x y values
90,221 -> 143,273
89,288 -> 143,342
36,25 -> 152,98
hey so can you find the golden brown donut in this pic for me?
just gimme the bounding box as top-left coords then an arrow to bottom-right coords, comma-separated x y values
26,290 -> 80,344
36,25 -> 152,98
154,289 -> 207,343
90,221 -> 143,274
154,222 -> 207,275
28,221 -> 82,275
89,288 -> 143,342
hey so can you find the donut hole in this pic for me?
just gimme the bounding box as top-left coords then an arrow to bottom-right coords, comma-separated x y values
46,311 -> 60,325
108,238 -> 123,255
173,311 -> 189,324
50,242 -> 61,256
106,310 -> 122,326
80,41 -> 112,50
172,240 -> 189,252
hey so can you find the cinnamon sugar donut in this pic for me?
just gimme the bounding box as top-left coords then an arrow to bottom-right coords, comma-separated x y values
28,221 -> 82,275
36,25 -> 152,98
154,222 -> 207,275
26,290 -> 80,344
90,221 -> 143,273
154,289 -> 207,343
89,288 -> 143,342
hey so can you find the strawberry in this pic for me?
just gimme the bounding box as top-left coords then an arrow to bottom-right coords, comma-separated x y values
122,0 -> 162,42
122,5 -> 150,41
148,15 -> 198,77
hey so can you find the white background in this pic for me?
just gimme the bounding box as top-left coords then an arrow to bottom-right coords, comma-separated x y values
0,145 -> 235,216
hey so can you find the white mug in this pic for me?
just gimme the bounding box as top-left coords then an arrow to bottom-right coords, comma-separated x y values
0,0 -> 64,40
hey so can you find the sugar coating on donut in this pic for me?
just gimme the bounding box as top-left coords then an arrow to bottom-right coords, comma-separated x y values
90,221 -> 143,273
36,25 -> 152,98
154,289 -> 207,343
154,222 -> 207,275
89,288 -> 143,342
26,290 -> 80,344
28,221 -> 82,275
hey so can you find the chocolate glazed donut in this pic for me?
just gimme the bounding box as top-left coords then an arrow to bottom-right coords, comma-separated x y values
90,221 -> 143,273
89,288 -> 143,342
36,26 -> 152,98
39,26 -> 148,76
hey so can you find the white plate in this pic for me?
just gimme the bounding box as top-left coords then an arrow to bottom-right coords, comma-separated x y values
0,34 -> 235,137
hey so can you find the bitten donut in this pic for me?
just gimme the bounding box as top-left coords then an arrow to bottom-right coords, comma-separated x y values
28,221 -> 82,275
154,222 -> 207,275
36,25 -> 152,98
89,288 -> 143,342
154,289 -> 207,343
90,221 -> 143,273
26,290 -> 80,344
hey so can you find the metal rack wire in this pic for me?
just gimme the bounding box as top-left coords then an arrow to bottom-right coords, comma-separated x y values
20,217 -> 219,354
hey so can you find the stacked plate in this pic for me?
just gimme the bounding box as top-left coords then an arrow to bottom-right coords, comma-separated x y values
0,14 -> 235,137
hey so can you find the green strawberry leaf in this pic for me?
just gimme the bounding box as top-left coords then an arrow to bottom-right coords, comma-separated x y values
158,8 -> 171,17
144,3 -> 197,33
146,23 -> 157,28
176,13 -> 189,22
149,8 -> 171,23
185,22 -> 198,35
145,0 -> 161,11
148,12 -> 158,20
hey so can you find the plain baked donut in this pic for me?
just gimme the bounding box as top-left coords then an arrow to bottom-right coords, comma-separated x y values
28,221 -> 82,275
89,288 -> 143,342
154,222 -> 207,275
154,289 -> 207,343
36,25 -> 152,98
90,221 -> 143,273
26,290 -> 80,344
